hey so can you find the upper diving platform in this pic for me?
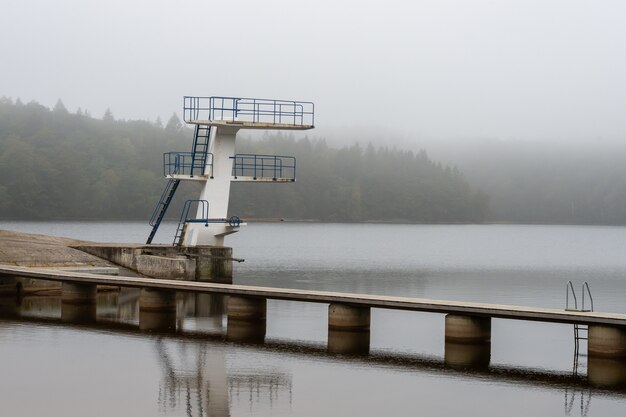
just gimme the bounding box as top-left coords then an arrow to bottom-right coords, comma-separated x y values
183,96 -> 315,130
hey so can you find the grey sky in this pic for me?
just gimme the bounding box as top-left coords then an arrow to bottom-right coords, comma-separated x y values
1,0 -> 625,141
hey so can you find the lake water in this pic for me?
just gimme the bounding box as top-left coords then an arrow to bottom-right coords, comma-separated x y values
1,221 -> 626,416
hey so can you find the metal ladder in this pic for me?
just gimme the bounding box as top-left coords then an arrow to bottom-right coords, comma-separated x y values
190,125 -> 211,176
565,281 -> 594,375
173,200 -> 209,246
146,179 -> 181,244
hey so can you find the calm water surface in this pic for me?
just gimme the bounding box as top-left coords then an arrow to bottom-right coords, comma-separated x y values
1,222 -> 626,416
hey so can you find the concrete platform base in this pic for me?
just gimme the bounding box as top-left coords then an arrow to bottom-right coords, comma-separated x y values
445,314 -> 491,343
74,244 -> 234,282
135,255 -> 195,280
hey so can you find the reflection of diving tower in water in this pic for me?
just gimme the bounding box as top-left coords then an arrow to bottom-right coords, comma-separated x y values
147,96 -> 315,246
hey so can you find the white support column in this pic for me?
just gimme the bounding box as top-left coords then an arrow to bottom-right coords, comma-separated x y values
185,125 -> 241,247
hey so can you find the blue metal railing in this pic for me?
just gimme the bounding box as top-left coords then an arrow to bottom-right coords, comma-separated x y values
173,199 -> 242,245
173,200 -> 209,245
231,154 -> 296,180
163,152 -> 214,177
149,179 -> 180,227
183,96 -> 314,127
146,178 -> 181,244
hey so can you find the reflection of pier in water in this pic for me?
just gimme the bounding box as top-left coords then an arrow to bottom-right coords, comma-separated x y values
155,293 -> 292,417
155,338 -> 293,417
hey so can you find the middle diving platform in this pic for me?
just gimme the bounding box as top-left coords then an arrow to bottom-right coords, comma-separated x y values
147,96 -> 314,246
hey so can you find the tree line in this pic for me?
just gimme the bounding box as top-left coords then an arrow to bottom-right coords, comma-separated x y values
0,98 -> 487,222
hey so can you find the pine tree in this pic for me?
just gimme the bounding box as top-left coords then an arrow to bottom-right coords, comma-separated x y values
166,112 -> 182,131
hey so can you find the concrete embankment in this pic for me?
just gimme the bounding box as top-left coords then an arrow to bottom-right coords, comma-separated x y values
0,230 -> 114,268
0,229 -> 234,293
0,229 -> 121,294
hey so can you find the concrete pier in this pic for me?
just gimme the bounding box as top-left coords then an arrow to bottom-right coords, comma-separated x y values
445,314 -> 491,343
588,325 -> 626,358
139,288 -> 177,331
327,304 -> 370,354
6,265 -> 626,371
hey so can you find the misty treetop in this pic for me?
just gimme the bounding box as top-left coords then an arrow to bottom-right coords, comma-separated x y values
0,98 -> 486,222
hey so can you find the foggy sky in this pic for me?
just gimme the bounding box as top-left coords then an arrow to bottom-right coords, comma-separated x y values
1,0 -> 626,142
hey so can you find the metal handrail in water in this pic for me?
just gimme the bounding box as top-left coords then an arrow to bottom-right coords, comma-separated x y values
183,96 -> 314,127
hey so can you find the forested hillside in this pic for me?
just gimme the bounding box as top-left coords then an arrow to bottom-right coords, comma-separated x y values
0,99 -> 487,222
428,139 -> 626,225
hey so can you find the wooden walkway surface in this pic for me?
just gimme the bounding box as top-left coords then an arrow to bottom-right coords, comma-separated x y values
2,265 -> 626,327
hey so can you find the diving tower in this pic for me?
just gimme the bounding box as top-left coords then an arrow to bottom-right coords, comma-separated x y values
147,96 -> 314,246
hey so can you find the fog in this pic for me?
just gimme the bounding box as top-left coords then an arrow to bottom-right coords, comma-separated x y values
2,0 -> 626,142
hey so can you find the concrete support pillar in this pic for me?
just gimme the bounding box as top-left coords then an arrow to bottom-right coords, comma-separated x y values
445,314 -> 491,343
444,341 -> 491,369
226,296 -> 266,342
328,304 -> 370,331
139,288 -> 177,331
61,282 -> 97,323
227,296 -> 266,321
327,304 -> 370,354
587,357 -> 626,388
588,325 -> 626,358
